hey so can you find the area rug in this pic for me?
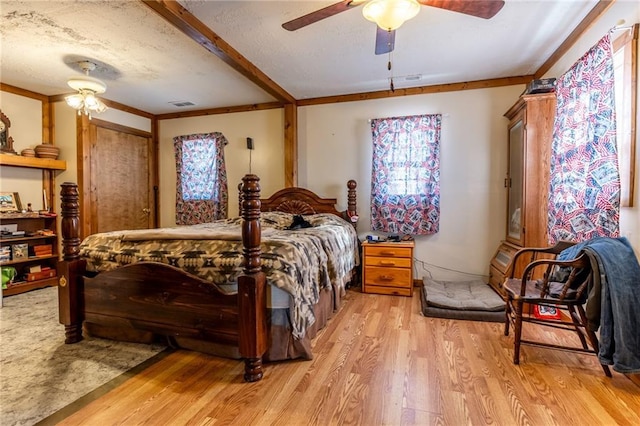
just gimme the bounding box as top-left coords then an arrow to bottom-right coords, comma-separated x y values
420,278 -> 506,322
0,287 -> 166,426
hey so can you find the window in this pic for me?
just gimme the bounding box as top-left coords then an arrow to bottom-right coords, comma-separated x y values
548,33 -> 620,243
370,114 -> 441,235
612,24 -> 638,207
173,132 -> 228,225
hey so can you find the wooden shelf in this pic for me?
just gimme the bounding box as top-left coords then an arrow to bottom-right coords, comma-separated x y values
0,235 -> 57,243
0,153 -> 66,170
0,254 -> 58,267
2,276 -> 58,296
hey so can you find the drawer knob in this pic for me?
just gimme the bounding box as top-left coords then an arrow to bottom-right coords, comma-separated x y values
380,251 -> 396,256
379,261 -> 396,266
379,275 -> 394,281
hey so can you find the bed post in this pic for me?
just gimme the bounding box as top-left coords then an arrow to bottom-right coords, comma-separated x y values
347,180 -> 357,214
345,179 -> 358,227
238,174 -> 267,382
58,182 -> 86,344
238,182 -> 244,216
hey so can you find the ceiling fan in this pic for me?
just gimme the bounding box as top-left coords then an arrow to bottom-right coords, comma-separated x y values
282,0 -> 505,55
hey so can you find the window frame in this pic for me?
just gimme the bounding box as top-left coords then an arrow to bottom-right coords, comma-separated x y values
612,24 -> 638,207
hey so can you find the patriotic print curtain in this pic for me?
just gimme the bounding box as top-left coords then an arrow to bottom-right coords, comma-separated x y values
174,132 -> 229,225
548,33 -> 620,244
370,114 -> 441,235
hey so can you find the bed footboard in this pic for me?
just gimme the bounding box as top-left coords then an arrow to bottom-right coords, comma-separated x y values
58,175 -> 269,382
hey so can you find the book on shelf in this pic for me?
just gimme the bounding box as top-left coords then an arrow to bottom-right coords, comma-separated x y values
33,244 -> 53,256
0,246 -> 10,262
26,268 -> 56,282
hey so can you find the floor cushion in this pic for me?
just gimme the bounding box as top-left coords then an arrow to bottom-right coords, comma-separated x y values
421,278 -> 506,322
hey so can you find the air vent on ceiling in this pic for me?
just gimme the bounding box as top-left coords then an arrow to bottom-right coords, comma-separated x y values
169,100 -> 195,107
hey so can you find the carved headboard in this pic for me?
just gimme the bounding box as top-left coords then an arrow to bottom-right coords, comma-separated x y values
238,180 -> 357,222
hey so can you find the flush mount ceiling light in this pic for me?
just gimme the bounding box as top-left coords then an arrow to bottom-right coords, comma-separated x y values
362,0 -> 421,30
65,60 -> 108,119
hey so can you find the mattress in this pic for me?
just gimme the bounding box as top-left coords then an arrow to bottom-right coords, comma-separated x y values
78,212 -> 359,338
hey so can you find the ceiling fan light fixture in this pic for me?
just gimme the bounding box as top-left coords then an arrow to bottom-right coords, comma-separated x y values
64,93 -> 84,109
363,0 -> 420,30
65,60 -> 108,119
67,75 -> 106,94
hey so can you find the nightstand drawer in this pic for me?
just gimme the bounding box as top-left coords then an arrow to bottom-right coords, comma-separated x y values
364,266 -> 411,288
364,245 -> 412,258
364,284 -> 412,297
365,256 -> 412,268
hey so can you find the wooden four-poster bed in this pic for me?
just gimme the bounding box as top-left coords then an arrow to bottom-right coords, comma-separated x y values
57,174 -> 358,382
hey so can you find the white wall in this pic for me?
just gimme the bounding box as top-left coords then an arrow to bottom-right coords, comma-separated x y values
0,91 -> 46,211
299,86 -> 524,280
158,108 -> 284,227
543,0 -> 640,254
54,102 -> 79,194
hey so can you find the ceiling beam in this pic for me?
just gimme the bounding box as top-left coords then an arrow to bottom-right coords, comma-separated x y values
296,76 -> 533,106
1,83 -> 48,102
142,0 -> 296,105
534,0 -> 615,78
156,101 -> 283,120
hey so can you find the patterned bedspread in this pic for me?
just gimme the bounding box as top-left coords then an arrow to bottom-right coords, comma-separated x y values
78,212 -> 359,339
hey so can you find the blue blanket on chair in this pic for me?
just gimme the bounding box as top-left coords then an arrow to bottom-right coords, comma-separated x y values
559,237 -> 640,373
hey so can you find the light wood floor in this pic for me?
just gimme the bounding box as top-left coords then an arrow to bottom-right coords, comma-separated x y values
55,288 -> 640,425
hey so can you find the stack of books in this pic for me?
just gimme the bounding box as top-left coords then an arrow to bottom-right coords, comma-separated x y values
0,246 -> 10,262
33,244 -> 53,257
26,266 -> 56,281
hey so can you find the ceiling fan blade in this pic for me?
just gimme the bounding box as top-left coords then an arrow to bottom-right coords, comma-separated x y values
282,1 -> 361,31
419,0 -> 505,19
375,27 -> 396,55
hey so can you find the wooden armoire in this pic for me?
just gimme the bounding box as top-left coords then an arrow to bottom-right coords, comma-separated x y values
489,93 -> 557,296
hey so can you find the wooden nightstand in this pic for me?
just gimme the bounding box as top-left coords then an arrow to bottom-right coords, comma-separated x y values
362,240 -> 414,296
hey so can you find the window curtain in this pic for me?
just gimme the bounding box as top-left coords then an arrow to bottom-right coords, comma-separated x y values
370,114 -> 441,235
173,132 -> 229,225
548,33 -> 620,244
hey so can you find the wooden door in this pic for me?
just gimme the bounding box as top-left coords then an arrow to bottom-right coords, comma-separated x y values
88,121 -> 155,234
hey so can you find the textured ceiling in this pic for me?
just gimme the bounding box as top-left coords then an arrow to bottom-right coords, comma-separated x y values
0,0 -> 622,115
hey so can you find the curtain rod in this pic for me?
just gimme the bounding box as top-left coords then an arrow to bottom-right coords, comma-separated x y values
612,20 -> 634,32
368,114 -> 450,123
